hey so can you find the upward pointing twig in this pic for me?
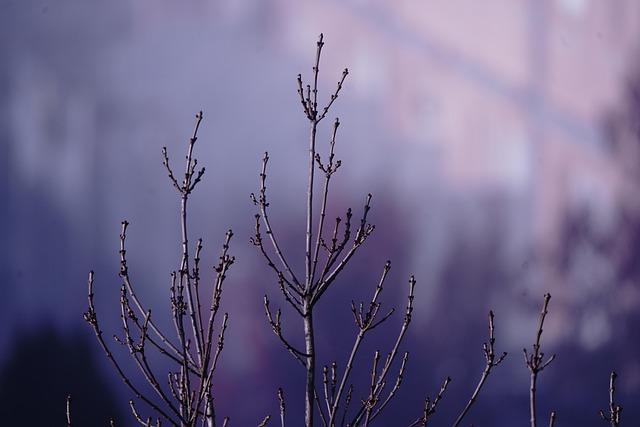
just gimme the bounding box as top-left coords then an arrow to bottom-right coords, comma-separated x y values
524,293 -> 556,427
452,310 -> 507,427
66,395 -> 72,427
599,371 -> 622,427
407,377 -> 451,427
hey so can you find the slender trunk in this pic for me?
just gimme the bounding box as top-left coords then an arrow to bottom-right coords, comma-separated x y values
530,372 -> 537,427
303,300 -> 315,427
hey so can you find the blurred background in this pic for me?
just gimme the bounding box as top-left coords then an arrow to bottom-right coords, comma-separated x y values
1,0 -> 640,425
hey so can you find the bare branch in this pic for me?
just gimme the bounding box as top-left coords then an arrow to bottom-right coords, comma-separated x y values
310,118 -> 342,289
252,151 -> 303,288
251,213 -> 302,300
277,388 -> 286,427
258,415 -> 271,427
86,110 -> 235,426
370,352 -> 409,420
297,74 -> 312,119
161,147 -> 182,194
407,377 -> 451,427
452,310 -> 507,427
599,371 -> 622,427
525,293 -> 555,427
317,69 -> 349,123
264,296 -> 308,366
66,395 -> 72,427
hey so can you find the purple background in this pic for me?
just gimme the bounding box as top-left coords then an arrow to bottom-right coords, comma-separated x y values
1,1 -> 640,425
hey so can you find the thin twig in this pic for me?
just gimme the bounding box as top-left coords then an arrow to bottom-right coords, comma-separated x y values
258,415 -> 271,427
329,262 -> 394,425
599,371 -> 622,427
84,272 -> 180,426
407,377 -> 451,427
66,395 -> 72,427
278,388 -> 286,427
252,152 -> 303,288
349,276 -> 416,426
452,310 -> 507,427
86,111 -> 234,426
524,294 -> 555,427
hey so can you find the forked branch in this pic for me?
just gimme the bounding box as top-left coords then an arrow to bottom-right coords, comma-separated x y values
85,112 -> 233,426
254,34 -> 417,427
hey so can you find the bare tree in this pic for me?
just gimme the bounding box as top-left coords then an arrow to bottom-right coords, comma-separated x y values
75,33 -> 629,427
251,34 -> 418,427
84,111 -> 236,427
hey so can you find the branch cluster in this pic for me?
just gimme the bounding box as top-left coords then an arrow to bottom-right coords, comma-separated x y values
84,112 -> 235,427
78,34 -> 626,427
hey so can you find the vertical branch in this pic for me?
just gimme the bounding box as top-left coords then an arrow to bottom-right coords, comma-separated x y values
193,238 -> 206,353
84,272 -> 178,425
349,276 -> 416,426
524,294 -> 556,427
278,388 -> 286,427
305,34 -> 324,294
328,262 -> 393,425
179,111 -> 206,366
311,118 -> 341,287
599,371 -> 622,427
252,152 -> 303,288
258,415 -> 271,427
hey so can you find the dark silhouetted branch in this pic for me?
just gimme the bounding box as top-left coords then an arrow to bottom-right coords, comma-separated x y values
407,377 -> 451,427
524,293 -> 556,427
452,310 -> 507,427
599,371 -> 622,427
85,112 -> 233,426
